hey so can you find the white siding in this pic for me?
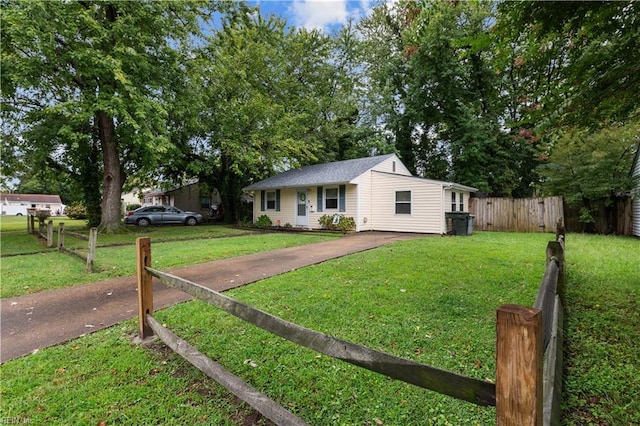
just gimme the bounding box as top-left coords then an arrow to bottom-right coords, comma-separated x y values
369,155 -> 412,176
253,188 -> 296,226
354,172 -> 374,231
254,186 -> 359,230
633,153 -> 640,237
444,189 -> 471,213
308,185 -> 358,230
370,172 -> 444,233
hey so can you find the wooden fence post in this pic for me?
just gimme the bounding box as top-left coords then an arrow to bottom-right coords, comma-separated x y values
86,227 -> 98,272
58,223 -> 65,251
136,237 -> 154,339
496,304 -> 543,426
47,220 -> 54,247
546,239 -> 565,303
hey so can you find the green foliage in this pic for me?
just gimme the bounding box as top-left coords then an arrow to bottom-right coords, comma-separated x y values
561,234 -> 640,424
126,204 -> 141,212
1,229 -> 337,297
3,0 -> 638,229
538,125 -> 638,204
255,214 -> 272,229
358,1 -> 538,196
237,217 -> 254,228
318,214 -> 355,231
64,203 -> 88,220
1,233 -> 637,424
496,1 -> 640,128
1,1 -> 216,232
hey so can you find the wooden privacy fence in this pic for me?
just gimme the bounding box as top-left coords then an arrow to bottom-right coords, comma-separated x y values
57,223 -> 98,273
135,230 -> 565,425
470,196 -> 564,233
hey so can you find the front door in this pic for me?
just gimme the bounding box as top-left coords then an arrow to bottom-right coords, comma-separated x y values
296,190 -> 308,227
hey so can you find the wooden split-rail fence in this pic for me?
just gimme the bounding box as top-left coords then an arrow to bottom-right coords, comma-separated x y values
135,228 -> 566,425
57,223 -> 98,273
29,217 -> 98,272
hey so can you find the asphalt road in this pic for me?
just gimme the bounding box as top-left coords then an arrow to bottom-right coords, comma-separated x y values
1,231 -> 425,363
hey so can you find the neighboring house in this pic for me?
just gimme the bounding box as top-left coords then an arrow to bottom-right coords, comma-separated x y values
142,180 -> 220,217
243,154 -> 477,234
632,144 -> 640,237
0,193 -> 64,216
121,189 -> 145,213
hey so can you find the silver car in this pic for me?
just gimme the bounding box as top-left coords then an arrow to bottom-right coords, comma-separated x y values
124,205 -> 204,227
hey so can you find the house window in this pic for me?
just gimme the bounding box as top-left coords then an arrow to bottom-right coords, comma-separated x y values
395,191 -> 411,214
459,193 -> 464,212
325,188 -> 338,209
200,197 -> 211,209
451,192 -> 457,212
266,191 -> 276,210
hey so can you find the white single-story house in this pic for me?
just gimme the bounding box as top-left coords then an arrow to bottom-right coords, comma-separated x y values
631,144 -> 640,237
243,154 -> 477,234
0,193 -> 64,216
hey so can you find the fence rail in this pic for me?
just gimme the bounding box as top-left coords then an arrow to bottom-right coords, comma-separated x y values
145,313 -> 310,426
135,229 -> 565,425
146,266 -> 496,406
57,223 -> 98,272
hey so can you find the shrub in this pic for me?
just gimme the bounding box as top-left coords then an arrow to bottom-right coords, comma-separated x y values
65,203 -> 88,220
318,214 -> 355,231
238,217 -> 253,228
126,203 -> 141,211
255,214 -> 272,229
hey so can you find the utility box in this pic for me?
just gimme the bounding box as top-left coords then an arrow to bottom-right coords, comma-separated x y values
446,212 -> 472,236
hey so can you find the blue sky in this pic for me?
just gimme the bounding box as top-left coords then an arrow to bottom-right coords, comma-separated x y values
248,0 -> 379,32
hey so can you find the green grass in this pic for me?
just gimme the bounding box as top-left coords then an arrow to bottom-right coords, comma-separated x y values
561,234 -> 640,425
0,215 -> 257,257
1,232 -> 637,425
1,231 -> 339,298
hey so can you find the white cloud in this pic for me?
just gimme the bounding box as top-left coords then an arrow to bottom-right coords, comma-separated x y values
289,0 -> 349,31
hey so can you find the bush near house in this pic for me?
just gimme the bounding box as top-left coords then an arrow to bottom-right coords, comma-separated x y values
318,214 -> 356,232
64,203 -> 88,220
255,214 -> 272,229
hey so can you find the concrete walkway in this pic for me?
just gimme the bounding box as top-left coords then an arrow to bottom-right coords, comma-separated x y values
1,232 -> 424,363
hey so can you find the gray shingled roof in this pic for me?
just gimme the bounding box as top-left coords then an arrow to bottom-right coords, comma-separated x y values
243,154 -> 396,191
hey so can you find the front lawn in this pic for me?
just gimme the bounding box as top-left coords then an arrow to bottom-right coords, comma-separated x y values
1,232 -> 637,425
0,231 -> 339,298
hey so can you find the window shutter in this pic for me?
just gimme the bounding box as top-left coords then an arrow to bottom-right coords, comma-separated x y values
317,186 -> 323,212
275,189 -> 281,212
339,185 -> 346,212
260,190 -> 265,212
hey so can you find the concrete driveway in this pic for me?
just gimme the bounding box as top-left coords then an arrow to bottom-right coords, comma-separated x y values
1,232 -> 425,363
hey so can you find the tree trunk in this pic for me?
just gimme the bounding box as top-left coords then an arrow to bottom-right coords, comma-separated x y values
97,111 -> 124,233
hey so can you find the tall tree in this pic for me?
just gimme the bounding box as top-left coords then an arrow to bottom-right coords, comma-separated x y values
358,2 -> 416,172
359,0 -> 539,195
165,9 -> 366,222
1,1 -> 212,231
496,1 -> 640,232
496,1 -> 640,129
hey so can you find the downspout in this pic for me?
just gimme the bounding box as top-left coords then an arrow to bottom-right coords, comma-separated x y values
442,183 -> 453,234
356,182 -> 361,232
